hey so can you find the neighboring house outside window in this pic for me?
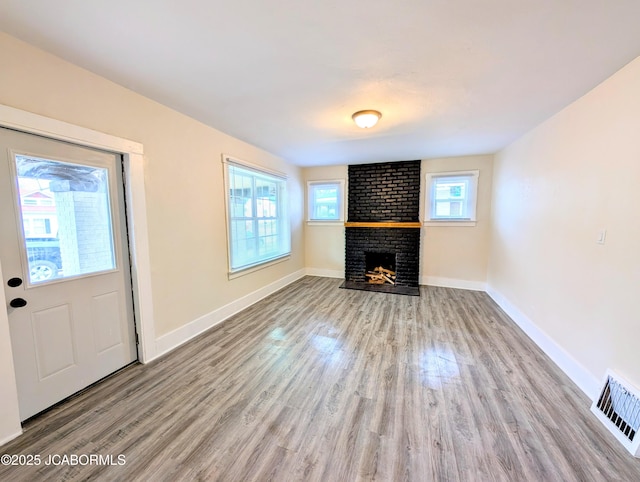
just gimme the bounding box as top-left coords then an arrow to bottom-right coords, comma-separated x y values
425,170 -> 479,226
20,190 -> 58,237
223,155 -> 290,275
307,180 -> 345,222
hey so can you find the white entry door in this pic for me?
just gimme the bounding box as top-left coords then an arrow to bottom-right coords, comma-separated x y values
0,127 -> 137,421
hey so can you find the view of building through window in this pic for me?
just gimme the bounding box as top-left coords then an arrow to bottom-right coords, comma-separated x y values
434,179 -> 467,218
307,180 -> 344,221
15,156 -> 116,283
426,170 -> 479,222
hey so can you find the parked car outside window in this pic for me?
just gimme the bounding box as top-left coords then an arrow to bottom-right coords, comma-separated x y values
25,237 -> 61,281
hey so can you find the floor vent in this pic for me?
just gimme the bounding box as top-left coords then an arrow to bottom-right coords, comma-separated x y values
591,370 -> 640,457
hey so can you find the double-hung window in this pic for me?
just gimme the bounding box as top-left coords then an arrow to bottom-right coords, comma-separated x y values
426,170 -> 479,224
223,156 -> 290,274
307,180 -> 345,222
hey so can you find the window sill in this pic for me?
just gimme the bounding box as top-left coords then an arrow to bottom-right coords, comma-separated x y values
306,221 -> 344,226
228,254 -> 290,280
424,221 -> 477,227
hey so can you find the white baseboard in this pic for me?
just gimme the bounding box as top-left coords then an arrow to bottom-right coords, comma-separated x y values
487,287 -> 600,400
305,268 -> 344,279
153,269 -> 306,361
0,429 -> 22,447
421,276 -> 487,291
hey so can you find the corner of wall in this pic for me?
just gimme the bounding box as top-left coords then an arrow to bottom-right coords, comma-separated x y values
421,276 -> 487,291
305,268 -> 343,279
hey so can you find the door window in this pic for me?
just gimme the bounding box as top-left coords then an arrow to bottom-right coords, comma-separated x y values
14,155 -> 116,284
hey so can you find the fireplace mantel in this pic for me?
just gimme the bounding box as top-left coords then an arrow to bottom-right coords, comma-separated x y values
344,222 -> 421,228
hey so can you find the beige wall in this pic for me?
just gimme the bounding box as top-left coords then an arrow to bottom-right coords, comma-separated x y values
489,56 -> 640,392
303,165 -> 347,276
421,155 -> 493,288
0,32 -> 304,337
0,33 -> 304,441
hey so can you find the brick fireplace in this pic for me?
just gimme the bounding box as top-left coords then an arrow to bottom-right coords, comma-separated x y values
341,160 -> 421,296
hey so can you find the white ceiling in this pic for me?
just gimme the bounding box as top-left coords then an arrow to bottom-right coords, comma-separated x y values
2,1 -> 640,167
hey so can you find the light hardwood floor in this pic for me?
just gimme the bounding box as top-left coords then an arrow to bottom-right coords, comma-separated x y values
1,276 -> 639,481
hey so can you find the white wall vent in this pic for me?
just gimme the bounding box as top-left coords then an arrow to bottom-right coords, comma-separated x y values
591,370 -> 640,457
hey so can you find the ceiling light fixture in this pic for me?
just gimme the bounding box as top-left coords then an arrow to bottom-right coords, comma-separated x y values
352,110 -> 381,129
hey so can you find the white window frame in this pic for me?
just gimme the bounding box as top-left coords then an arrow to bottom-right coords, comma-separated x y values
306,179 -> 345,224
425,170 -> 479,226
222,155 -> 290,277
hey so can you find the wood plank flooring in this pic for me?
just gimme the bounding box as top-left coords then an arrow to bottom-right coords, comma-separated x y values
1,276 -> 639,481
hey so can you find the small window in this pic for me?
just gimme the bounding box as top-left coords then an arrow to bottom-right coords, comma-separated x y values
223,155 -> 290,274
426,170 -> 479,223
31,218 -> 52,235
307,180 -> 345,222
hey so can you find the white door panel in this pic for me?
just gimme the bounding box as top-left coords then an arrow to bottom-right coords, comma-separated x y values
32,303 -> 77,379
0,127 -> 137,420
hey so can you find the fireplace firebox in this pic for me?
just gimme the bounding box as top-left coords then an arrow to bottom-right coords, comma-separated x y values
365,252 -> 396,274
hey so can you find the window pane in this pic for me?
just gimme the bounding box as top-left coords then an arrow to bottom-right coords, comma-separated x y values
435,180 -> 467,201
427,171 -> 480,222
435,201 -> 451,217
15,155 -> 116,284
256,179 -> 277,218
258,219 -> 279,256
226,161 -> 289,272
31,218 -> 52,235
229,167 -> 253,218
309,182 -> 341,220
449,201 -> 463,217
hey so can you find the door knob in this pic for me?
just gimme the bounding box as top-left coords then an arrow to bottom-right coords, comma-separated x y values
9,298 -> 27,308
7,277 -> 22,287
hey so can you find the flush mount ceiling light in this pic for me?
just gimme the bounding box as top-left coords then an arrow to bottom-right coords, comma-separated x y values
352,110 -> 381,129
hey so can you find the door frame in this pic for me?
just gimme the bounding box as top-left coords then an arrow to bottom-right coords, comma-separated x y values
0,103 -> 157,444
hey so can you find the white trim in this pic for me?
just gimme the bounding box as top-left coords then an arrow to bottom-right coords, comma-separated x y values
423,221 -> 477,227
122,154 -> 156,362
423,277 -> 602,402
222,154 -> 291,275
306,221 -> 344,226
421,276 -> 487,291
222,153 -> 287,179
0,430 -> 23,447
305,268 -> 344,279
0,105 -> 155,362
154,269 -> 306,359
425,169 -> 479,222
227,255 -> 290,280
487,286 -> 600,399
0,259 -> 22,443
0,105 -> 143,155
0,104 -> 156,446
